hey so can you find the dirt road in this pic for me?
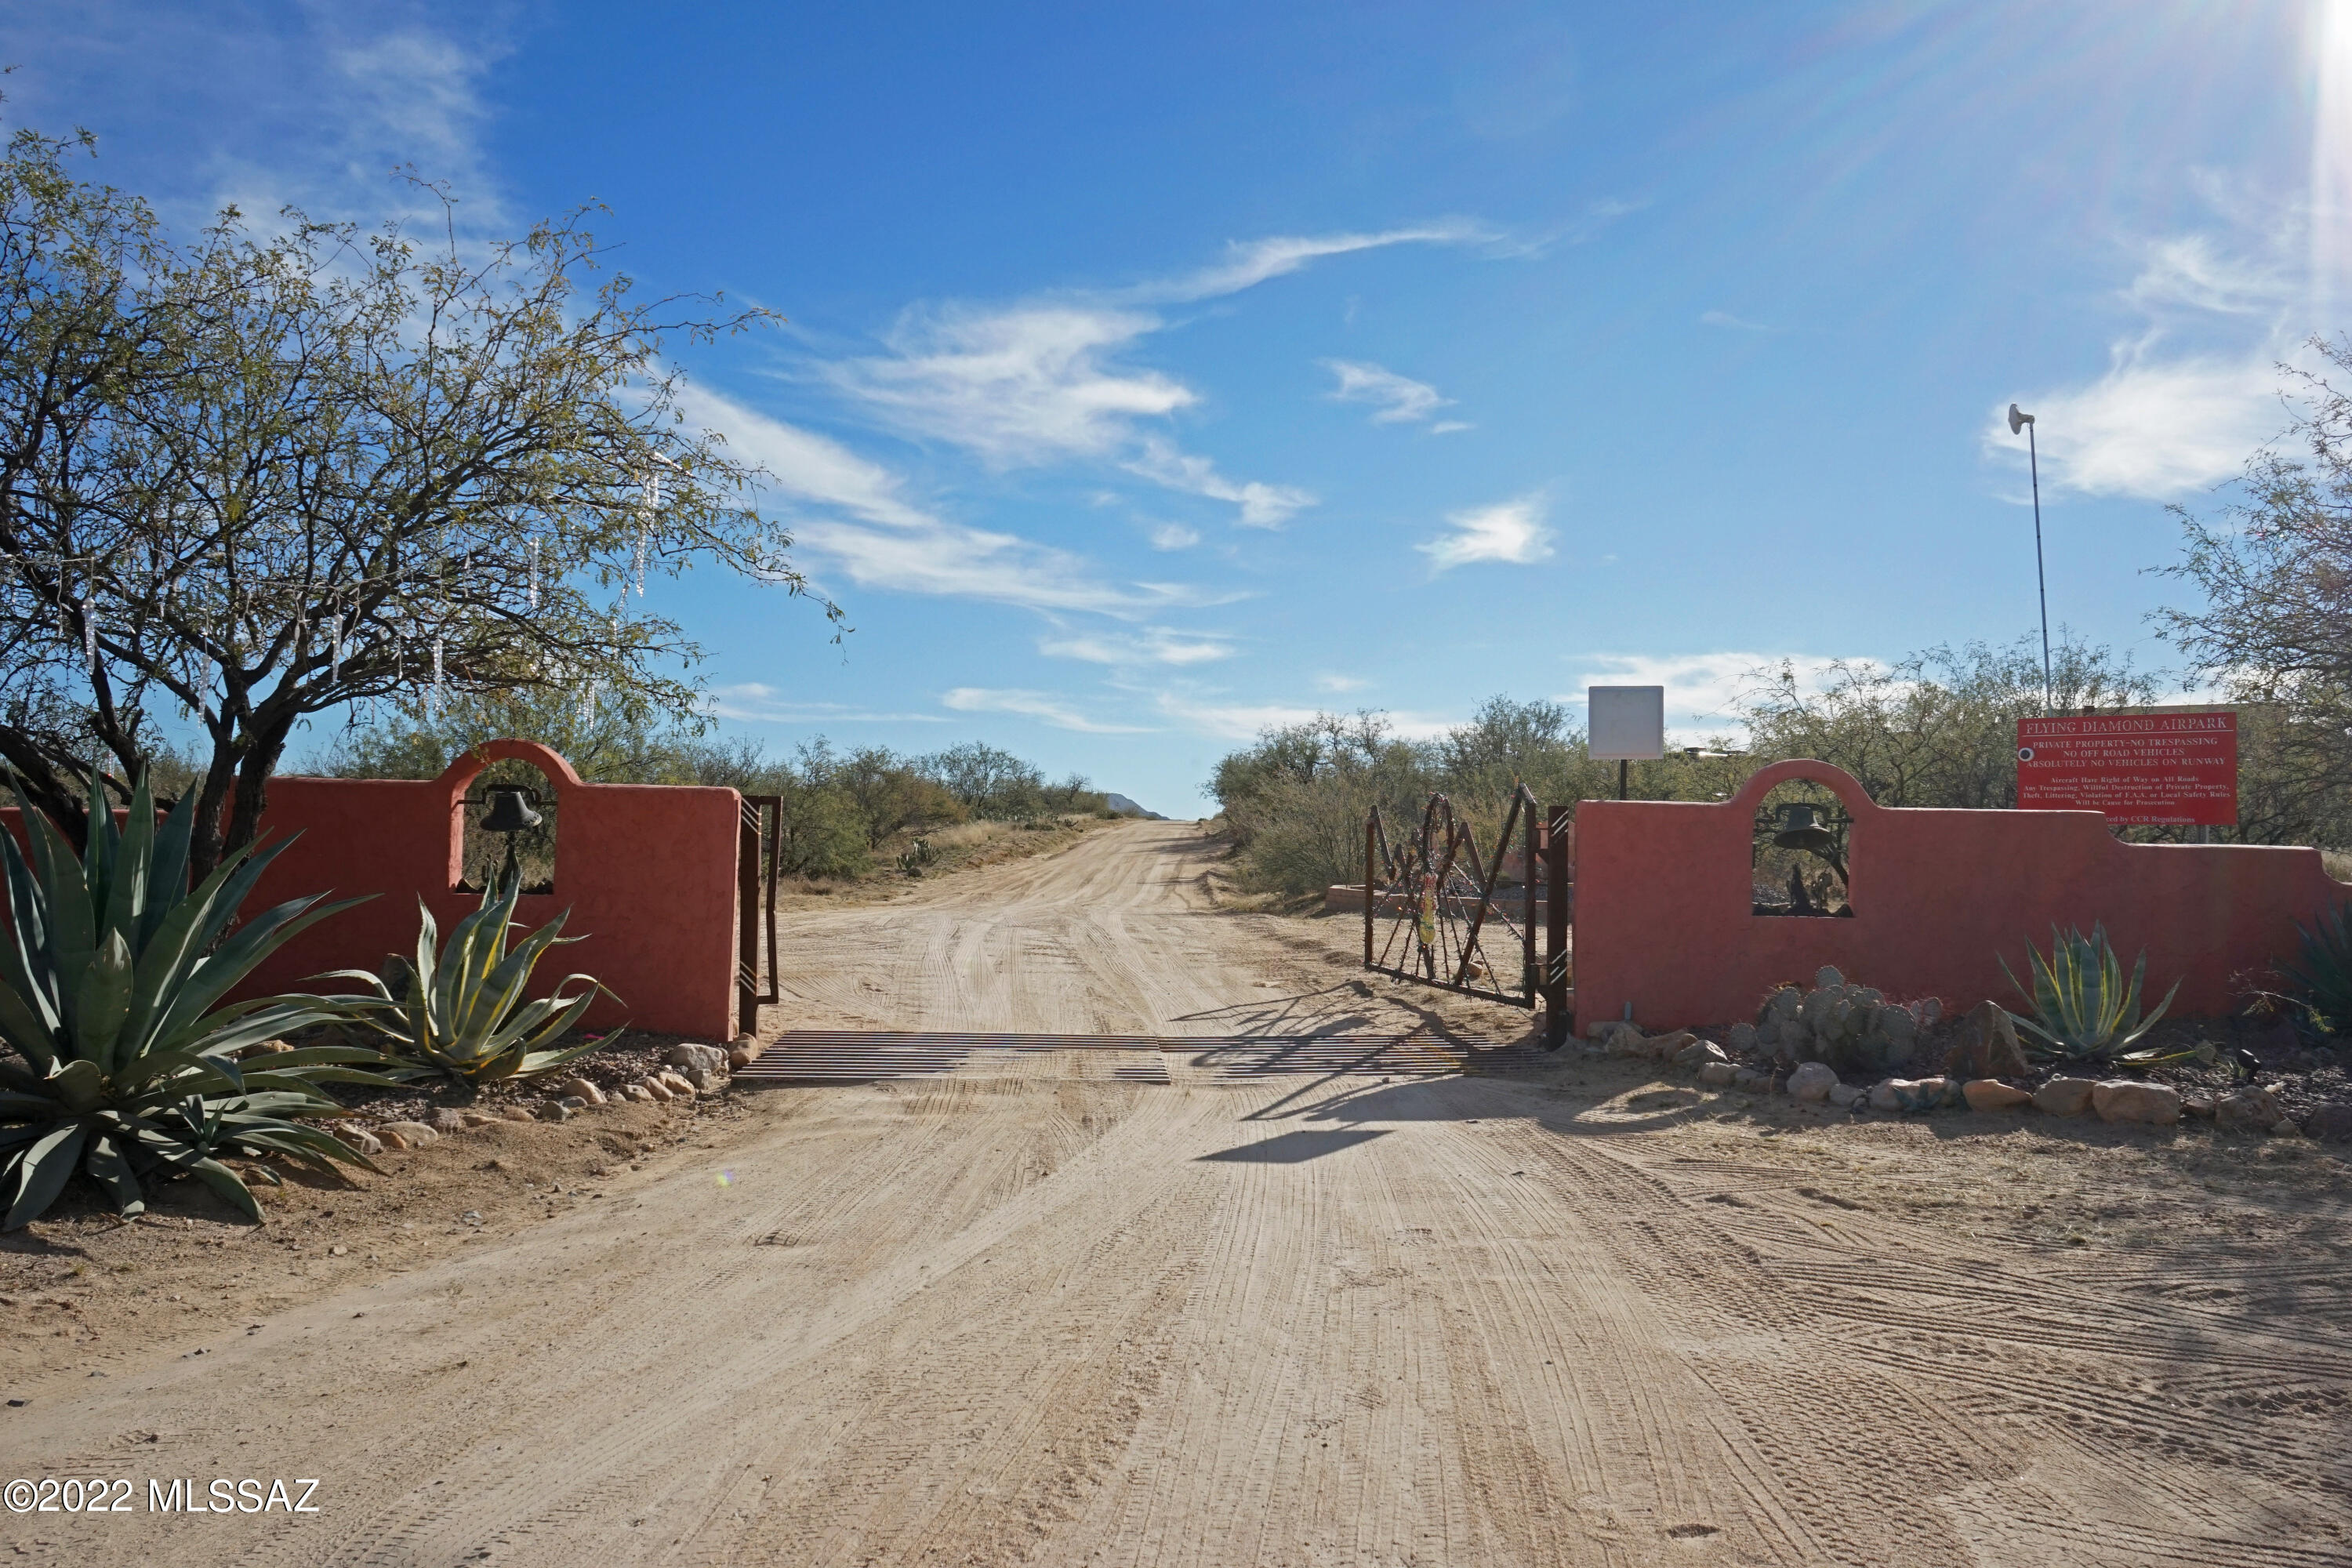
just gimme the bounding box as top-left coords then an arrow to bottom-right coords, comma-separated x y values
5,821 -> 2350,1566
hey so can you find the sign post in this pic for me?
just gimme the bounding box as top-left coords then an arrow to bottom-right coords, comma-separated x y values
2016,710 -> 2238,826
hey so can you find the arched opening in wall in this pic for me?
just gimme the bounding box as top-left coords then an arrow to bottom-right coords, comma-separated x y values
457,757 -> 559,895
1750,778 -> 1855,917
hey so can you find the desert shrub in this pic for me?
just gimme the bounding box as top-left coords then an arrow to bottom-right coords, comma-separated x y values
0,775 -> 389,1228
2283,903 -> 2352,1035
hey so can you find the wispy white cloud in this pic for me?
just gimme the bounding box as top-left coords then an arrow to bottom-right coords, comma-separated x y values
1700,309 -> 1772,332
1991,356 -> 2288,500
829,305 -> 1189,466
941,688 -> 1156,733
707,687 -> 949,724
1987,225 -> 2305,500
1428,419 -> 1472,435
1417,494 -> 1555,569
1038,628 -> 1236,666
1314,673 -> 1368,692
825,225 -> 1494,524
1323,359 -> 1461,426
1148,522 -> 1202,551
680,386 -> 1209,615
1128,222 -> 1497,303
6,6 -> 513,232
1123,438 -> 1316,529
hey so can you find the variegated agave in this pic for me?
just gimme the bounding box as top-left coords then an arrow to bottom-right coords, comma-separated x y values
327,870 -> 616,1085
2001,922 -> 2186,1065
0,775 -> 390,1229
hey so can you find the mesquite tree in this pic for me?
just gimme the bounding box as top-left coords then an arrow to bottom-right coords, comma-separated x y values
0,129 -> 837,874
2158,334 -> 2352,840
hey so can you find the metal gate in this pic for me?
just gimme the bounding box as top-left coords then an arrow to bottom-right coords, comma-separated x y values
737,793 -> 782,1036
1363,786 -> 1571,1044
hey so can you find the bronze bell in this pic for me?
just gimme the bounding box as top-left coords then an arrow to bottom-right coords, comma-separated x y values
1771,801 -> 1837,852
480,785 -> 542,834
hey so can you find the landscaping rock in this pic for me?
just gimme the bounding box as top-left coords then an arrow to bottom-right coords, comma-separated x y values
501,1105 -> 537,1122
1630,1030 -> 1690,1062
1962,1079 -> 2032,1112
624,1083 -> 657,1102
1788,1062 -> 1838,1102
1731,1067 -> 1769,1090
681,1065 -> 723,1094
1697,1062 -> 1739,1087
460,1109 -> 499,1127
2273,1119 -> 2303,1138
1827,1083 -> 1864,1108
378,1120 -> 438,1147
2092,1080 -> 2182,1125
428,1108 -> 467,1134
666,1043 -> 729,1075
639,1076 -> 674,1103
536,1100 -> 572,1122
730,1033 -> 758,1049
2214,1087 -> 2281,1132
557,1077 -> 606,1106
2300,1102 -> 2352,1142
728,1046 -> 757,1070
558,1095 -> 588,1112
1946,1002 -> 2031,1080
341,1127 -> 383,1156
2181,1093 -> 2216,1120
657,1070 -> 699,1098
1869,1077 -> 1954,1113
2033,1077 -> 2098,1117
1672,1038 -> 1728,1073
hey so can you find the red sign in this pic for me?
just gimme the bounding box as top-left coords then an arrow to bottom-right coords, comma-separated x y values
2016,711 -> 2237,826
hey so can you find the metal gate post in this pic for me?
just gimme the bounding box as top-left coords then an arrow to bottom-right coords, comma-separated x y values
736,798 -> 760,1037
1363,811 -> 1376,970
1543,806 -> 1573,1047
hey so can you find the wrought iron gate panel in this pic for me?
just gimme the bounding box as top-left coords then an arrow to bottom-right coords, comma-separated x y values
737,794 -> 782,1034
1363,787 -> 1571,1044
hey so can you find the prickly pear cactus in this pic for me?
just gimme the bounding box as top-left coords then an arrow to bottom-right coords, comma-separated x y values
1752,975 -> 1932,1075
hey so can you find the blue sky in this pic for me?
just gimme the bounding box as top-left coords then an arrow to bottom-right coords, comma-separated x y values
6,2 -> 2343,813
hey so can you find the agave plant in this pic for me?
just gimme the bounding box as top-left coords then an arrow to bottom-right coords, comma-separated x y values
2001,923 -> 2184,1065
2281,902 -> 2352,1036
328,870 -> 616,1084
0,774 -> 390,1229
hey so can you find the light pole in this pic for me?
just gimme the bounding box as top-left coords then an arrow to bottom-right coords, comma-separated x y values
2008,402 -> 2052,714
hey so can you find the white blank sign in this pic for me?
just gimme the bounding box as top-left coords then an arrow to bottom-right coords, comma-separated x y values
1588,685 -> 1665,760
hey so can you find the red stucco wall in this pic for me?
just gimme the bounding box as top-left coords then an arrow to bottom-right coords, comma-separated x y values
1573,758 -> 2350,1030
228,740 -> 742,1040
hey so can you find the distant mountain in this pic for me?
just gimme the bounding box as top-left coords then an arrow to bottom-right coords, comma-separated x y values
1104,793 -> 1166,820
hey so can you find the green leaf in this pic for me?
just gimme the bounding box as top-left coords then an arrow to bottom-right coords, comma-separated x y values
181,1156 -> 263,1225
3,1123 -> 89,1229
72,931 -> 133,1078
82,1133 -> 144,1215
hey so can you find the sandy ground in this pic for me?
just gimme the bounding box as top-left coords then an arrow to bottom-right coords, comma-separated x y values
4,819 -> 2351,1566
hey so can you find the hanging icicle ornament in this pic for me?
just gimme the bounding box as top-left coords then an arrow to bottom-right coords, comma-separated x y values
329,606 -> 344,684
431,636 -> 445,716
80,602 -> 96,672
528,537 -> 541,611
581,680 -> 597,728
634,463 -> 662,597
